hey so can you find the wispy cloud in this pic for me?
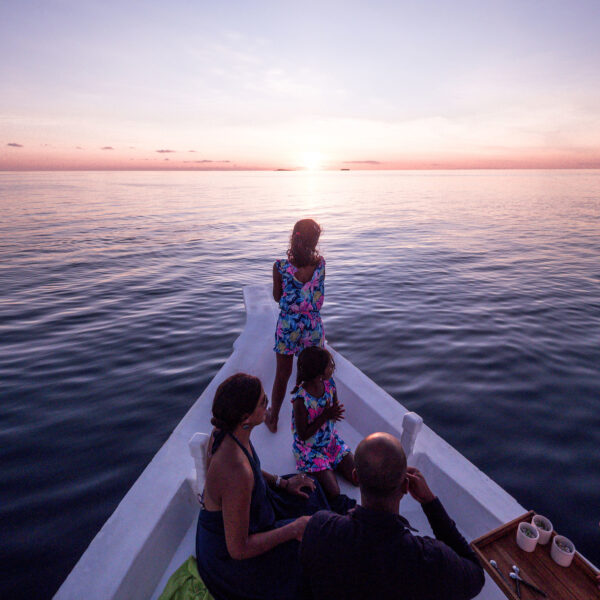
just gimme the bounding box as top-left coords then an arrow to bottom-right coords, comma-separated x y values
101,146 -> 114,150
183,159 -> 231,163
7,142 -> 23,147
343,160 -> 381,164
156,149 -> 175,153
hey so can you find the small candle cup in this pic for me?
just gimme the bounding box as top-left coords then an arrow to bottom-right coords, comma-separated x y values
551,535 -> 575,567
531,515 -> 553,545
516,522 -> 539,552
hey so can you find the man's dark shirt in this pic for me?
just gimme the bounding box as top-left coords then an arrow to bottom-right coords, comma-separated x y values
300,497 -> 485,600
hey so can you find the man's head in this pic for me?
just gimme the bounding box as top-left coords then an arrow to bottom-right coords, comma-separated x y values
353,433 -> 408,502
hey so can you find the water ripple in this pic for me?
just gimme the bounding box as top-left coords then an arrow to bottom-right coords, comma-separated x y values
1,170 -> 599,598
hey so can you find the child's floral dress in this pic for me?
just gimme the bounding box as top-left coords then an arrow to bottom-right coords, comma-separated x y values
291,377 -> 350,472
274,257 -> 325,356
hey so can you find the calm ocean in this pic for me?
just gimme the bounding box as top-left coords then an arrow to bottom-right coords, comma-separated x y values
1,170 -> 599,598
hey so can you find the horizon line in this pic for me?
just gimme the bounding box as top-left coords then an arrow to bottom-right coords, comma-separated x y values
2,166 -> 600,173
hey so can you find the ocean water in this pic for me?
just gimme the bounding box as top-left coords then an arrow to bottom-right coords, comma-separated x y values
1,170 -> 599,598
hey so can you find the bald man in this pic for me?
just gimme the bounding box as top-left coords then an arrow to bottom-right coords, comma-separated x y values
299,433 -> 484,600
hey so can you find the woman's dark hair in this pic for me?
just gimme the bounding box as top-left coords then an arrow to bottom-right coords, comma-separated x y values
287,219 -> 322,268
211,373 -> 262,431
292,346 -> 334,394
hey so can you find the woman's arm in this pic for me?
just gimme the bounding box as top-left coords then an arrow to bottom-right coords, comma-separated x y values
262,470 -> 289,491
272,262 -> 283,302
262,470 -> 316,498
293,397 -> 344,441
222,460 -> 306,560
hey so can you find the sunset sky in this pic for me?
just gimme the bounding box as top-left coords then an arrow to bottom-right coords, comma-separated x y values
1,0 -> 599,170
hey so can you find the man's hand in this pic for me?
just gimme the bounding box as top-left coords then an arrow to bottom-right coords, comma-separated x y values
406,466 -> 435,504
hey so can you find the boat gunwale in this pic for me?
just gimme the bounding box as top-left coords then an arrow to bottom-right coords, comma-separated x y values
55,284 -> 532,600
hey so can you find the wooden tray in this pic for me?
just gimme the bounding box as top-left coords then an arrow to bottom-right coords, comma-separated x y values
471,510 -> 599,600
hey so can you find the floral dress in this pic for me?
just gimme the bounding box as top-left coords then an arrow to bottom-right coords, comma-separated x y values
291,377 -> 350,472
274,257 -> 326,356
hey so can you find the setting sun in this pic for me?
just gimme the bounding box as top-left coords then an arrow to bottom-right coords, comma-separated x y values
299,152 -> 326,171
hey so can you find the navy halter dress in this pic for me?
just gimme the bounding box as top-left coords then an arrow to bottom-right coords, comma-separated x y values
195,431 -> 330,600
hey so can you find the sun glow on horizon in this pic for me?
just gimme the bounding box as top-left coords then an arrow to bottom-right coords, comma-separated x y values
298,152 -> 326,171
1,2 -> 600,171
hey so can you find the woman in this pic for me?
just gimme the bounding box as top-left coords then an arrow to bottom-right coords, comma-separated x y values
196,372 -> 330,600
266,218 -> 325,433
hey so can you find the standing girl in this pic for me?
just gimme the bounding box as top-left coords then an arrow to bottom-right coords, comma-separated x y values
266,219 -> 326,433
291,346 -> 356,507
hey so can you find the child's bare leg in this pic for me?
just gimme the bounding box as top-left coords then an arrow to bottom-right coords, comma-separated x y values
336,453 -> 358,486
266,353 -> 293,433
312,469 -> 340,500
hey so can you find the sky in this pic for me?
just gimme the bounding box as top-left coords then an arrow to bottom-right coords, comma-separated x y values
1,0 -> 600,170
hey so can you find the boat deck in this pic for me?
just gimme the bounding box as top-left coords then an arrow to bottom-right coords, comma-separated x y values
150,406 -> 449,600
57,285 -> 530,600
150,386 -> 508,599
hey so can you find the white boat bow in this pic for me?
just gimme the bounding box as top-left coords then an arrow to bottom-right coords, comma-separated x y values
56,284 -> 533,600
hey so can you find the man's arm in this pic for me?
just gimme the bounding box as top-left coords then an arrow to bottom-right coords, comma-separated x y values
421,498 -> 478,562
407,467 -> 485,600
299,513 -> 328,600
407,467 -> 478,562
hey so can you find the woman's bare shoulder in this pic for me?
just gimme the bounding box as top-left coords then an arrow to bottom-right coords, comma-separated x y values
209,436 -> 252,477
204,436 -> 254,509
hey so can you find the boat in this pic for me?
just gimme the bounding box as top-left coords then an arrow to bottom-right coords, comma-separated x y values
54,284 -> 571,599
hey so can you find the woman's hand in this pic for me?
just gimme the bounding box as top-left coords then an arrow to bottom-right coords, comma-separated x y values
289,516 -> 311,541
323,399 -> 345,422
285,473 -> 316,499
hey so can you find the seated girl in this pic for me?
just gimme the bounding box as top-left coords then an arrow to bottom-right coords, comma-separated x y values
291,347 -> 357,512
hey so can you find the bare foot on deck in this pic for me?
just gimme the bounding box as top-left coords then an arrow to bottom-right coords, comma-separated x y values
265,408 -> 278,433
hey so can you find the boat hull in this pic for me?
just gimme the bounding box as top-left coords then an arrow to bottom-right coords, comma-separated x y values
56,284 -> 529,600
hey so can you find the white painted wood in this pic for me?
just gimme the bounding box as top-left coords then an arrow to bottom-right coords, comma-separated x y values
188,432 -> 210,499
400,411 -> 423,457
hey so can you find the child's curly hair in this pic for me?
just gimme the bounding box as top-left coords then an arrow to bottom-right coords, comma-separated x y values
292,346 -> 335,394
287,219 -> 322,268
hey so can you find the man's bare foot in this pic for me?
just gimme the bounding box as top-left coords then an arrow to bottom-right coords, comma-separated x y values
265,408 -> 278,433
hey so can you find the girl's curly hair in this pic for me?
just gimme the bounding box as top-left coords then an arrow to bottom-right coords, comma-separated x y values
287,219 -> 322,268
211,373 -> 262,431
292,346 -> 335,394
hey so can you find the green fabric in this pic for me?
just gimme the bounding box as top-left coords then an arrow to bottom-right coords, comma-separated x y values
158,556 -> 214,600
